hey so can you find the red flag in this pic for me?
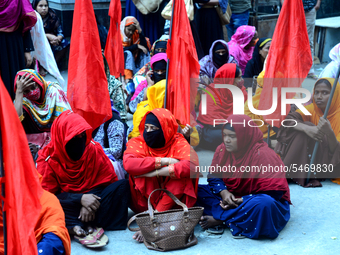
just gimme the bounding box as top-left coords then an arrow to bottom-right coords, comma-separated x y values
104,0 -> 124,77
0,77 -> 43,254
67,0 -> 112,130
166,0 -> 200,126
258,0 -> 312,125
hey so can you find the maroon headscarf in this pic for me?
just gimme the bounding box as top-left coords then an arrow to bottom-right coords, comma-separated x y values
0,0 -> 37,33
211,114 -> 290,202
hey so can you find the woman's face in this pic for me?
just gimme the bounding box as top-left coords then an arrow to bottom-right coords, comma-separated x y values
124,25 -> 136,39
36,0 -> 48,18
259,41 -> 271,61
233,69 -> 244,87
314,82 -> 331,112
245,31 -> 258,49
223,128 -> 238,152
144,123 -> 159,132
23,82 -> 38,95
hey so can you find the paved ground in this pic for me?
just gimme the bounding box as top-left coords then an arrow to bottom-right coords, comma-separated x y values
47,63 -> 340,254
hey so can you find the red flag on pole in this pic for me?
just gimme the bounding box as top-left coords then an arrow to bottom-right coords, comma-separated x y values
258,0 -> 312,125
104,0 -> 124,77
0,77 -> 43,254
166,0 -> 200,126
67,0 -> 112,130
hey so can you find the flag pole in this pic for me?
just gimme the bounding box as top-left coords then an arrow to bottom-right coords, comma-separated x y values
0,126 -> 7,255
164,0 -> 176,109
305,65 -> 340,185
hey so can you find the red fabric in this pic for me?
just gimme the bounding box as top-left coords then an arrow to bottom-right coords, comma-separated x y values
0,77 -> 43,254
258,0 -> 312,125
37,110 -> 118,194
67,0 -> 112,130
198,63 -> 247,125
166,0 -> 200,125
104,0 -> 124,77
212,115 -> 290,202
123,108 -> 199,213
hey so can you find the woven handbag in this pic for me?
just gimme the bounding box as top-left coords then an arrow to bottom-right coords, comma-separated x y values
128,189 -> 204,251
161,0 -> 194,21
133,0 -> 163,15
216,4 -> 232,25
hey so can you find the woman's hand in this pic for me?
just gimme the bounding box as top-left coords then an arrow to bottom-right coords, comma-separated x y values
181,124 -> 193,139
137,44 -> 148,55
133,18 -> 142,33
57,35 -> 63,43
161,157 -> 180,166
16,73 -> 34,95
78,206 -> 95,222
81,194 -> 101,213
24,52 -> 33,67
46,33 -> 59,46
304,125 -> 323,141
219,190 -> 241,210
145,70 -> 154,87
317,117 -> 333,138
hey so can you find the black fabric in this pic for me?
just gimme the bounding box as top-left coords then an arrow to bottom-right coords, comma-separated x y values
190,20 -> 205,60
213,42 -> 229,68
143,113 -> 166,148
65,134 -> 87,161
197,123 -> 224,151
124,32 -> 148,53
0,29 -> 26,100
302,0 -> 317,12
154,41 -> 167,52
194,7 -> 223,56
56,179 -> 130,230
243,37 -> 271,88
21,109 -> 44,134
152,60 -> 167,84
224,123 -> 235,132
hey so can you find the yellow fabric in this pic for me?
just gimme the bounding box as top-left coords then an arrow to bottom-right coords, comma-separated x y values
244,71 -> 276,138
190,127 -> 199,147
129,80 -> 166,139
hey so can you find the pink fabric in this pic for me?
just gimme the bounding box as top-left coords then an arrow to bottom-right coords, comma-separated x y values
131,79 -> 148,101
150,53 -> 168,69
228,25 -> 256,74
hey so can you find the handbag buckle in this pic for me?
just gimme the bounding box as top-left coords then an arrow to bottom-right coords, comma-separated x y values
151,242 -> 158,249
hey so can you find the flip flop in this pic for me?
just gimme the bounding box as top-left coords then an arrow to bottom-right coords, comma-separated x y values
90,227 -> 105,240
85,234 -> 109,249
74,234 -> 97,245
307,73 -> 318,80
206,225 -> 224,235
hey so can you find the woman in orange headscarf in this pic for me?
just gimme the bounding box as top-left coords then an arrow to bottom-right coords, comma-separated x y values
123,108 -> 199,242
121,16 -> 150,82
275,78 -> 340,187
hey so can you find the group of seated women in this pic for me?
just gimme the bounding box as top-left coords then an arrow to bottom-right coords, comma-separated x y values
11,15 -> 340,251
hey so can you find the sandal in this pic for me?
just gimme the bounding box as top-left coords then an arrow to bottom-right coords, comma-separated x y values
307,73 -> 318,80
74,227 -> 108,248
85,234 -> 109,248
74,234 -> 97,245
206,225 -> 224,235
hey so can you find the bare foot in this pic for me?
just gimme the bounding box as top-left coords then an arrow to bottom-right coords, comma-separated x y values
87,226 -> 94,234
132,230 -> 144,243
199,216 -> 223,229
69,225 -> 86,237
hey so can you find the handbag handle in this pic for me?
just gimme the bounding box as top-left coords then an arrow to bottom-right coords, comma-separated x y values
148,189 -> 189,221
139,0 -> 162,14
127,214 -> 140,232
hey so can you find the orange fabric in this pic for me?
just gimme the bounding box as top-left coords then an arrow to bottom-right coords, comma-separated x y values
296,78 -> 340,142
104,0 -> 124,77
125,18 -> 135,26
124,69 -> 133,79
0,77 -> 43,254
121,30 -> 140,47
166,0 -> 200,126
35,190 -> 71,255
67,0 -> 112,130
258,0 -> 312,126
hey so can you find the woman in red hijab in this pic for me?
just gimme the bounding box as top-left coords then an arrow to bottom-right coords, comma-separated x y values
197,115 -> 291,239
197,63 -> 247,151
123,108 -> 199,242
37,110 -> 130,247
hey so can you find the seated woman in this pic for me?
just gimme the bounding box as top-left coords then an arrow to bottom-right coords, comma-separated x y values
93,102 -> 128,180
123,108 -> 199,242
243,37 -> 271,88
275,78 -> 340,187
199,40 -> 237,86
319,43 -> 340,79
227,25 -> 258,74
197,63 -> 247,150
244,70 -> 277,147
32,0 -> 70,73
36,110 -> 130,247
14,69 -> 70,134
121,16 -> 150,83
197,115 -> 291,239
128,38 -> 168,114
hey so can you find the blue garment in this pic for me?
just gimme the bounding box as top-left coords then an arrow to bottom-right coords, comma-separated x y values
37,232 -> 65,255
125,0 -> 164,45
226,10 -> 250,41
197,182 -> 290,239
